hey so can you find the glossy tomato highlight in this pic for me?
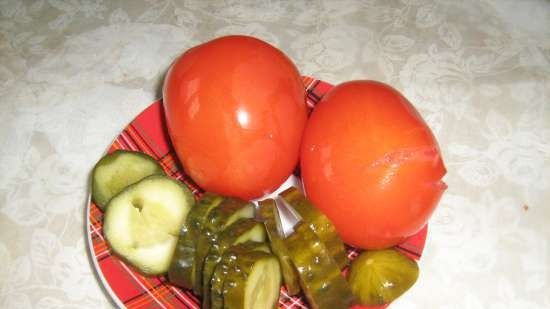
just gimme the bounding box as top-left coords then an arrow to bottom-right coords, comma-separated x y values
163,36 -> 307,200
300,81 -> 447,249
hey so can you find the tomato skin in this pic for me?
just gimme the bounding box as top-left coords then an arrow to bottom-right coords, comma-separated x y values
300,80 -> 446,249
163,36 -> 307,200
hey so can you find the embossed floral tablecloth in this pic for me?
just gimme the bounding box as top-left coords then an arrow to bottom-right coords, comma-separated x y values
1,1 -> 549,308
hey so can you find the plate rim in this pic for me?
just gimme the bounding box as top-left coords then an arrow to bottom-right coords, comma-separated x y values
86,193 -> 127,308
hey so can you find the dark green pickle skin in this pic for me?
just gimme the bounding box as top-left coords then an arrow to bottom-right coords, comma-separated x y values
258,199 -> 301,296
280,187 -> 348,269
201,219 -> 265,309
167,193 -> 223,290
91,150 -> 165,209
167,225 -> 196,290
210,243 -> 270,309
222,249 -> 278,309
193,198 -> 254,295
203,250 -> 223,309
348,249 -> 419,306
284,222 -> 354,309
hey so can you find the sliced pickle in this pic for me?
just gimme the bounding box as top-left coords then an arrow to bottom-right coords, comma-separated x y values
258,199 -> 301,295
211,242 -> 270,309
103,175 -> 194,275
168,193 -> 224,290
279,187 -> 348,269
284,222 -> 353,309
92,150 -> 165,209
202,219 -> 266,309
348,249 -> 419,306
186,194 -> 225,237
194,198 -> 255,295
223,249 -> 281,309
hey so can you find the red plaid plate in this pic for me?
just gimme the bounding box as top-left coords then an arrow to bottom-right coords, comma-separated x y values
86,77 -> 428,309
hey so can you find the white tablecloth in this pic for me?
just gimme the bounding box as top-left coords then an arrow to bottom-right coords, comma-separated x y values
1,0 -> 549,308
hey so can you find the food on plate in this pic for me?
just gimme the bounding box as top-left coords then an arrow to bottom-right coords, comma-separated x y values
284,221 -> 354,309
168,193 -> 224,290
210,242 -> 271,309
201,218 -> 266,309
91,150 -> 164,209
258,199 -> 301,295
279,187 -> 348,269
193,198 -> 255,295
348,249 -> 419,306
93,49 -> 443,307
103,175 -> 194,275
163,35 -> 308,200
222,248 -> 281,309
300,80 -> 447,249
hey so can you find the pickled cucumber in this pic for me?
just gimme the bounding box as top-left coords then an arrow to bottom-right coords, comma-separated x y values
284,222 -> 353,309
280,187 -> 348,269
168,193 -> 224,289
210,242 -> 270,309
92,150 -> 165,209
103,175 -> 194,275
202,219 -> 266,309
348,249 -> 419,306
223,249 -> 281,309
258,199 -> 301,295
194,198 -> 255,295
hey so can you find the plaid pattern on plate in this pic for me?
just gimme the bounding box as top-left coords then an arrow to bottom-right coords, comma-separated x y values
87,77 -> 427,309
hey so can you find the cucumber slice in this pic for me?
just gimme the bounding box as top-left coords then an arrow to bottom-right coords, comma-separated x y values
211,242 -> 270,309
258,199 -> 301,295
280,187 -> 348,269
168,193 -> 224,289
348,249 -> 419,306
284,222 -> 353,309
223,250 -> 281,309
92,150 -> 165,210
103,175 -> 194,275
194,198 -> 255,295
202,219 -> 267,309
187,193 -> 225,236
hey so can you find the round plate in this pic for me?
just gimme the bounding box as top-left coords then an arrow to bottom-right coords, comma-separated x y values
86,77 -> 428,309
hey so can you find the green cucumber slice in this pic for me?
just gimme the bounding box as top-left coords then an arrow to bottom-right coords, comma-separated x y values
103,175 -> 194,275
280,187 -> 348,269
92,150 -> 165,210
168,193 -> 224,289
258,199 -> 301,295
284,222 -> 353,309
202,219 -> 266,309
223,250 -> 281,309
194,198 -> 255,295
211,242 -> 270,309
348,249 -> 419,306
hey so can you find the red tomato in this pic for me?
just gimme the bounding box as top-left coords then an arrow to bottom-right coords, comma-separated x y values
163,36 -> 307,200
300,81 -> 447,249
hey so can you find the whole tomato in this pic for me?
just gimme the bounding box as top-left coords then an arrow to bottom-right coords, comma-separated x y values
300,80 -> 447,249
163,36 -> 307,200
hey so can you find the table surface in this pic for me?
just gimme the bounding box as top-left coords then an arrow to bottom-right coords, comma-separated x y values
1,1 -> 549,308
